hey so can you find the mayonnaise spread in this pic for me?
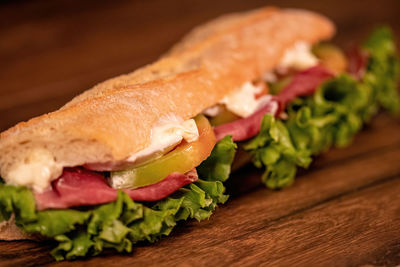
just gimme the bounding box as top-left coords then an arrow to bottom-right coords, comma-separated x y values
220,82 -> 272,118
127,116 -> 199,165
279,41 -> 318,70
6,148 -> 63,192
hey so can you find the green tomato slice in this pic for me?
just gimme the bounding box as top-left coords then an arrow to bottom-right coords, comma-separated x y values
109,115 -> 216,189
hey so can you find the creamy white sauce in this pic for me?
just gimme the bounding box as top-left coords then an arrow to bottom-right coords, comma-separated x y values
127,116 -> 199,164
220,82 -> 272,118
5,148 -> 63,192
279,41 -> 318,70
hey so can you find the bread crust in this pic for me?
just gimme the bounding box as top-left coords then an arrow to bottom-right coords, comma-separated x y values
0,7 -> 334,240
0,215 -> 35,240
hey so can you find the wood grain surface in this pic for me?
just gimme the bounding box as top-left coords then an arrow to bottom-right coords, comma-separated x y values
0,0 -> 400,266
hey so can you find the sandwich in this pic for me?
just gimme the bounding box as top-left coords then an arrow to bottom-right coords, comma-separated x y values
0,7 -> 399,261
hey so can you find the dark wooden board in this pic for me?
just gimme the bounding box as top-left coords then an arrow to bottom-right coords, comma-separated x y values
0,0 -> 400,266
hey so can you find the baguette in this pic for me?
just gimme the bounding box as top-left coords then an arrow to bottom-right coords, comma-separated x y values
0,7 -> 335,241
0,8 -> 334,182
0,216 -> 32,240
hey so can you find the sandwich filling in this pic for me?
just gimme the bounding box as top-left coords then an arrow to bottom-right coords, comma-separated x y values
86,116 -> 199,172
4,117 -> 200,192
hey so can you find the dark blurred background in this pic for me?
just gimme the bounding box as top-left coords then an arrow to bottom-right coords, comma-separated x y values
0,0 -> 399,131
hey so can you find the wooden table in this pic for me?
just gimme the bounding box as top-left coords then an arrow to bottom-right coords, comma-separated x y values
1,0 -> 400,266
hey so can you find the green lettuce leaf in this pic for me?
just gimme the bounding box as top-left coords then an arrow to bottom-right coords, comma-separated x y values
22,209 -> 90,237
245,26 -> 399,189
0,138 -> 233,261
363,26 -> 400,113
0,178 -> 229,261
244,114 -> 312,188
197,135 -> 237,182
0,185 -> 36,223
288,74 -> 366,150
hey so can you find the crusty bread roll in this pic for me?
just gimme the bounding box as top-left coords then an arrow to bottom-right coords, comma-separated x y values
0,216 -> 34,240
0,7 -> 334,240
